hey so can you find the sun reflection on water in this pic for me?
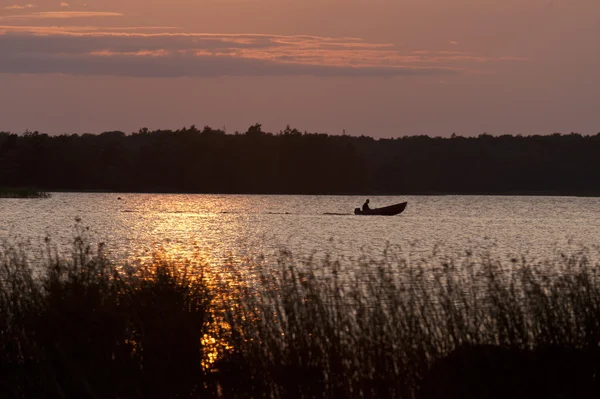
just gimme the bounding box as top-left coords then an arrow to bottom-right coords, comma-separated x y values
116,194 -> 265,370
129,235 -> 262,370
112,194 -> 271,270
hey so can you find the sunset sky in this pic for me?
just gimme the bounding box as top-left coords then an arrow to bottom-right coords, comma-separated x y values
0,0 -> 598,137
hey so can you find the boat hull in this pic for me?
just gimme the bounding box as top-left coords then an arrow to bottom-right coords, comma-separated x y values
354,202 -> 407,216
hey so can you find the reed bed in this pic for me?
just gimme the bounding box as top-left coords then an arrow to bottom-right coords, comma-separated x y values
1,235 -> 600,398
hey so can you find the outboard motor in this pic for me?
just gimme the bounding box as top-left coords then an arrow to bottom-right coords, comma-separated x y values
354,208 -> 361,215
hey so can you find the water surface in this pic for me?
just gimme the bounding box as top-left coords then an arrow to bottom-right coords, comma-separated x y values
1,194 -> 599,266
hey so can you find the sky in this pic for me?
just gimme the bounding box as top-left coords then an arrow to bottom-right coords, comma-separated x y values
0,0 -> 598,137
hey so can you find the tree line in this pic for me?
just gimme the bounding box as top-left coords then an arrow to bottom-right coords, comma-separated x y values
1,125 -> 600,195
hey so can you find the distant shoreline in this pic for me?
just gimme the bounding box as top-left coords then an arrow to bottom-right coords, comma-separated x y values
0,187 -> 51,199
19,189 -> 600,198
3,129 -> 600,197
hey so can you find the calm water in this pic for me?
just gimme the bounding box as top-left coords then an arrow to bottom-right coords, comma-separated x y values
1,193 -> 600,266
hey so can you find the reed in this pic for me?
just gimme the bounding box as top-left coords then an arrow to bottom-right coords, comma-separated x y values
1,236 -> 599,398
216,247 -> 600,398
0,235 -> 212,398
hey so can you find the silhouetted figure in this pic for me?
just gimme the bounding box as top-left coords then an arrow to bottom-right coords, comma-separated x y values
362,199 -> 370,212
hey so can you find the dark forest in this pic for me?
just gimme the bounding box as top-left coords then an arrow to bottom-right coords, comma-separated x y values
1,125 -> 599,195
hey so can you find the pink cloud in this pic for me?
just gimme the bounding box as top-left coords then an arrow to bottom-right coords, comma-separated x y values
0,25 -> 527,78
0,11 -> 123,19
4,3 -> 36,9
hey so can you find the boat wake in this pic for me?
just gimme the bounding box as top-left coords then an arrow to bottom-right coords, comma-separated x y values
219,211 -> 292,215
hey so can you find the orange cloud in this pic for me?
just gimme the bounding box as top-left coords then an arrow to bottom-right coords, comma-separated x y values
1,11 -> 123,19
0,25 -> 527,78
4,4 -> 36,9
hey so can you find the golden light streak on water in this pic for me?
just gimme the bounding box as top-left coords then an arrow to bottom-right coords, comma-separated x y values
199,257 -> 263,370
123,206 -> 260,370
129,244 -> 252,370
108,194 -> 266,370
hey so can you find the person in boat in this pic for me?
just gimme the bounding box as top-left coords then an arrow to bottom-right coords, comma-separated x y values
362,199 -> 371,212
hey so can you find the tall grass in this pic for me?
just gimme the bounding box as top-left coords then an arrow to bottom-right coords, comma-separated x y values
1,235 -> 600,398
0,235 -> 212,398
217,248 -> 600,398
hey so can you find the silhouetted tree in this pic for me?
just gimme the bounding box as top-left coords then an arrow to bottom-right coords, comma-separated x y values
1,128 -> 600,195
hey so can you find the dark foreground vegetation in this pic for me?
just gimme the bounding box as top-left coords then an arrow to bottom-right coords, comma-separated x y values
2,126 -> 600,195
2,235 -> 600,398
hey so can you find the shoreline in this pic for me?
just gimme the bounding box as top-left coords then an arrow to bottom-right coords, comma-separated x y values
7,189 -> 600,198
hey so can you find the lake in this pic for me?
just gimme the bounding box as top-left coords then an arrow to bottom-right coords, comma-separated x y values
1,193 -> 600,267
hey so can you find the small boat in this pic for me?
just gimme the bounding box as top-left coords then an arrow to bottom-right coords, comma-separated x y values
354,202 -> 407,216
